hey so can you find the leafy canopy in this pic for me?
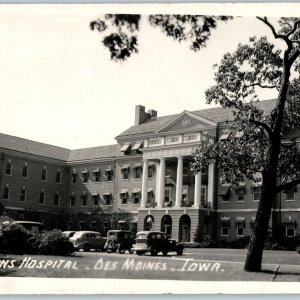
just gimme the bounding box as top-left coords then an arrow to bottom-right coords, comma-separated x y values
90,14 -> 232,61
191,17 -> 300,191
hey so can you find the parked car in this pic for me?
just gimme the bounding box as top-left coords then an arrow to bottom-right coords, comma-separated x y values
132,231 -> 184,256
104,230 -> 136,254
70,231 -> 106,252
62,231 -> 76,239
2,221 -> 44,233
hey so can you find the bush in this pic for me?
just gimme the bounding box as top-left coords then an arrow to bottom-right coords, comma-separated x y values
30,229 -> 74,256
0,221 -> 32,254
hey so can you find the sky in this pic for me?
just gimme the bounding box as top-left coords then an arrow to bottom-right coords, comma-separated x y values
0,5 -> 284,150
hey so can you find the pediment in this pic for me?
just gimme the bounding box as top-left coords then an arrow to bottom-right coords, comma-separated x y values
157,111 -> 216,134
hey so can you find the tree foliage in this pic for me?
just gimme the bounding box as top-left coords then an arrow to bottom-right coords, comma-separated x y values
191,18 -> 300,193
90,14 -> 231,61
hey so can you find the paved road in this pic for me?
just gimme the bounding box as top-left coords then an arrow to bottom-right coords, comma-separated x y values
3,248 -> 300,281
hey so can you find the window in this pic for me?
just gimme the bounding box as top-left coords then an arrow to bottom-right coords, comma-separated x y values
165,163 -> 172,177
56,170 -> 61,184
3,186 -> 10,200
285,188 -> 295,201
82,171 -> 89,183
90,221 -> 97,231
104,194 -> 112,205
148,165 -> 154,178
81,194 -> 87,206
41,167 -> 47,181
221,220 -> 229,236
237,188 -> 245,202
71,172 -> 77,184
286,223 -> 296,237
5,160 -> 12,175
164,188 -> 171,203
92,194 -> 99,206
253,186 -> 261,201
69,195 -> 76,207
39,191 -> 45,204
67,222 -> 73,231
120,193 -> 128,205
20,187 -> 26,202
132,192 -> 140,205
105,169 -> 112,182
134,165 -> 141,179
93,170 -> 100,182
79,222 -> 85,231
54,192 -> 60,206
22,163 -> 28,178
201,186 -> 207,203
236,222 -> 245,236
104,219 -> 110,233
122,166 -> 129,180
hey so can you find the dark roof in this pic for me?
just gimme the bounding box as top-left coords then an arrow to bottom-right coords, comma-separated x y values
0,133 -> 70,161
67,144 -> 120,162
117,99 -> 276,138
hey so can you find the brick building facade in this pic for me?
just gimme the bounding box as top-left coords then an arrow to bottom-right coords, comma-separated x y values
0,99 -> 299,241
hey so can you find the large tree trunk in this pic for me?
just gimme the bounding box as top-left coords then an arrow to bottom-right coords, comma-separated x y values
244,170 -> 277,272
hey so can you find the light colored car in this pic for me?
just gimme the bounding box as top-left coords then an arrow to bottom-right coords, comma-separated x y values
70,231 -> 106,252
62,231 -> 76,239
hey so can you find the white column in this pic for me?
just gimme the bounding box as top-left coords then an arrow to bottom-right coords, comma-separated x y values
207,163 -> 215,207
140,159 -> 149,208
157,158 -> 165,208
175,156 -> 183,207
193,170 -> 202,207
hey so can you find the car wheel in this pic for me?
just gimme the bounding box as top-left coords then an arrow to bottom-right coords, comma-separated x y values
83,244 -> 91,252
107,240 -> 114,253
150,246 -> 158,256
119,247 -> 125,254
129,249 -> 134,254
177,248 -> 183,256
136,251 -> 142,256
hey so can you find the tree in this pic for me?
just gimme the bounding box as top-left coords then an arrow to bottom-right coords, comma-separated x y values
90,15 -> 300,272
191,17 -> 300,272
90,14 -> 231,61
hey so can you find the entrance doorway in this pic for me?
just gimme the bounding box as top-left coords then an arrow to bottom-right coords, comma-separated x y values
161,215 -> 172,238
179,214 -> 191,242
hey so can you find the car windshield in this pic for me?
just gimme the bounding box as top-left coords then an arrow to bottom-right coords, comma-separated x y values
136,233 -> 148,239
72,232 -> 82,238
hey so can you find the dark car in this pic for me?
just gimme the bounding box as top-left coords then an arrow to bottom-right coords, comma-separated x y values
132,231 -> 184,256
104,230 -> 136,254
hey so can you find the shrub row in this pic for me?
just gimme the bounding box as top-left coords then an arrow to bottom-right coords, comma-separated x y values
188,235 -> 300,251
0,222 -> 74,256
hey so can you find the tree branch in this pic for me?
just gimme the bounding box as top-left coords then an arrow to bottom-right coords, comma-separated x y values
249,118 -> 273,139
245,83 -> 277,89
276,178 -> 300,193
257,17 -> 291,46
288,49 -> 300,66
286,19 -> 300,38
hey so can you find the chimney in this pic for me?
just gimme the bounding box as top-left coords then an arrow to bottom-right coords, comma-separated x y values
135,105 -> 148,126
135,105 -> 158,126
148,109 -> 157,118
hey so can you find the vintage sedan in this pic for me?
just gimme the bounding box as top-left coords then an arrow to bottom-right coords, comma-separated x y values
132,231 -> 184,256
104,230 -> 136,254
70,231 -> 106,252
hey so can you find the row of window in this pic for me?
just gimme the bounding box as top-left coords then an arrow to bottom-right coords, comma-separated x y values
2,186 -> 61,206
71,164 -> 156,184
4,160 -> 62,183
220,186 -> 297,202
220,220 -> 297,237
